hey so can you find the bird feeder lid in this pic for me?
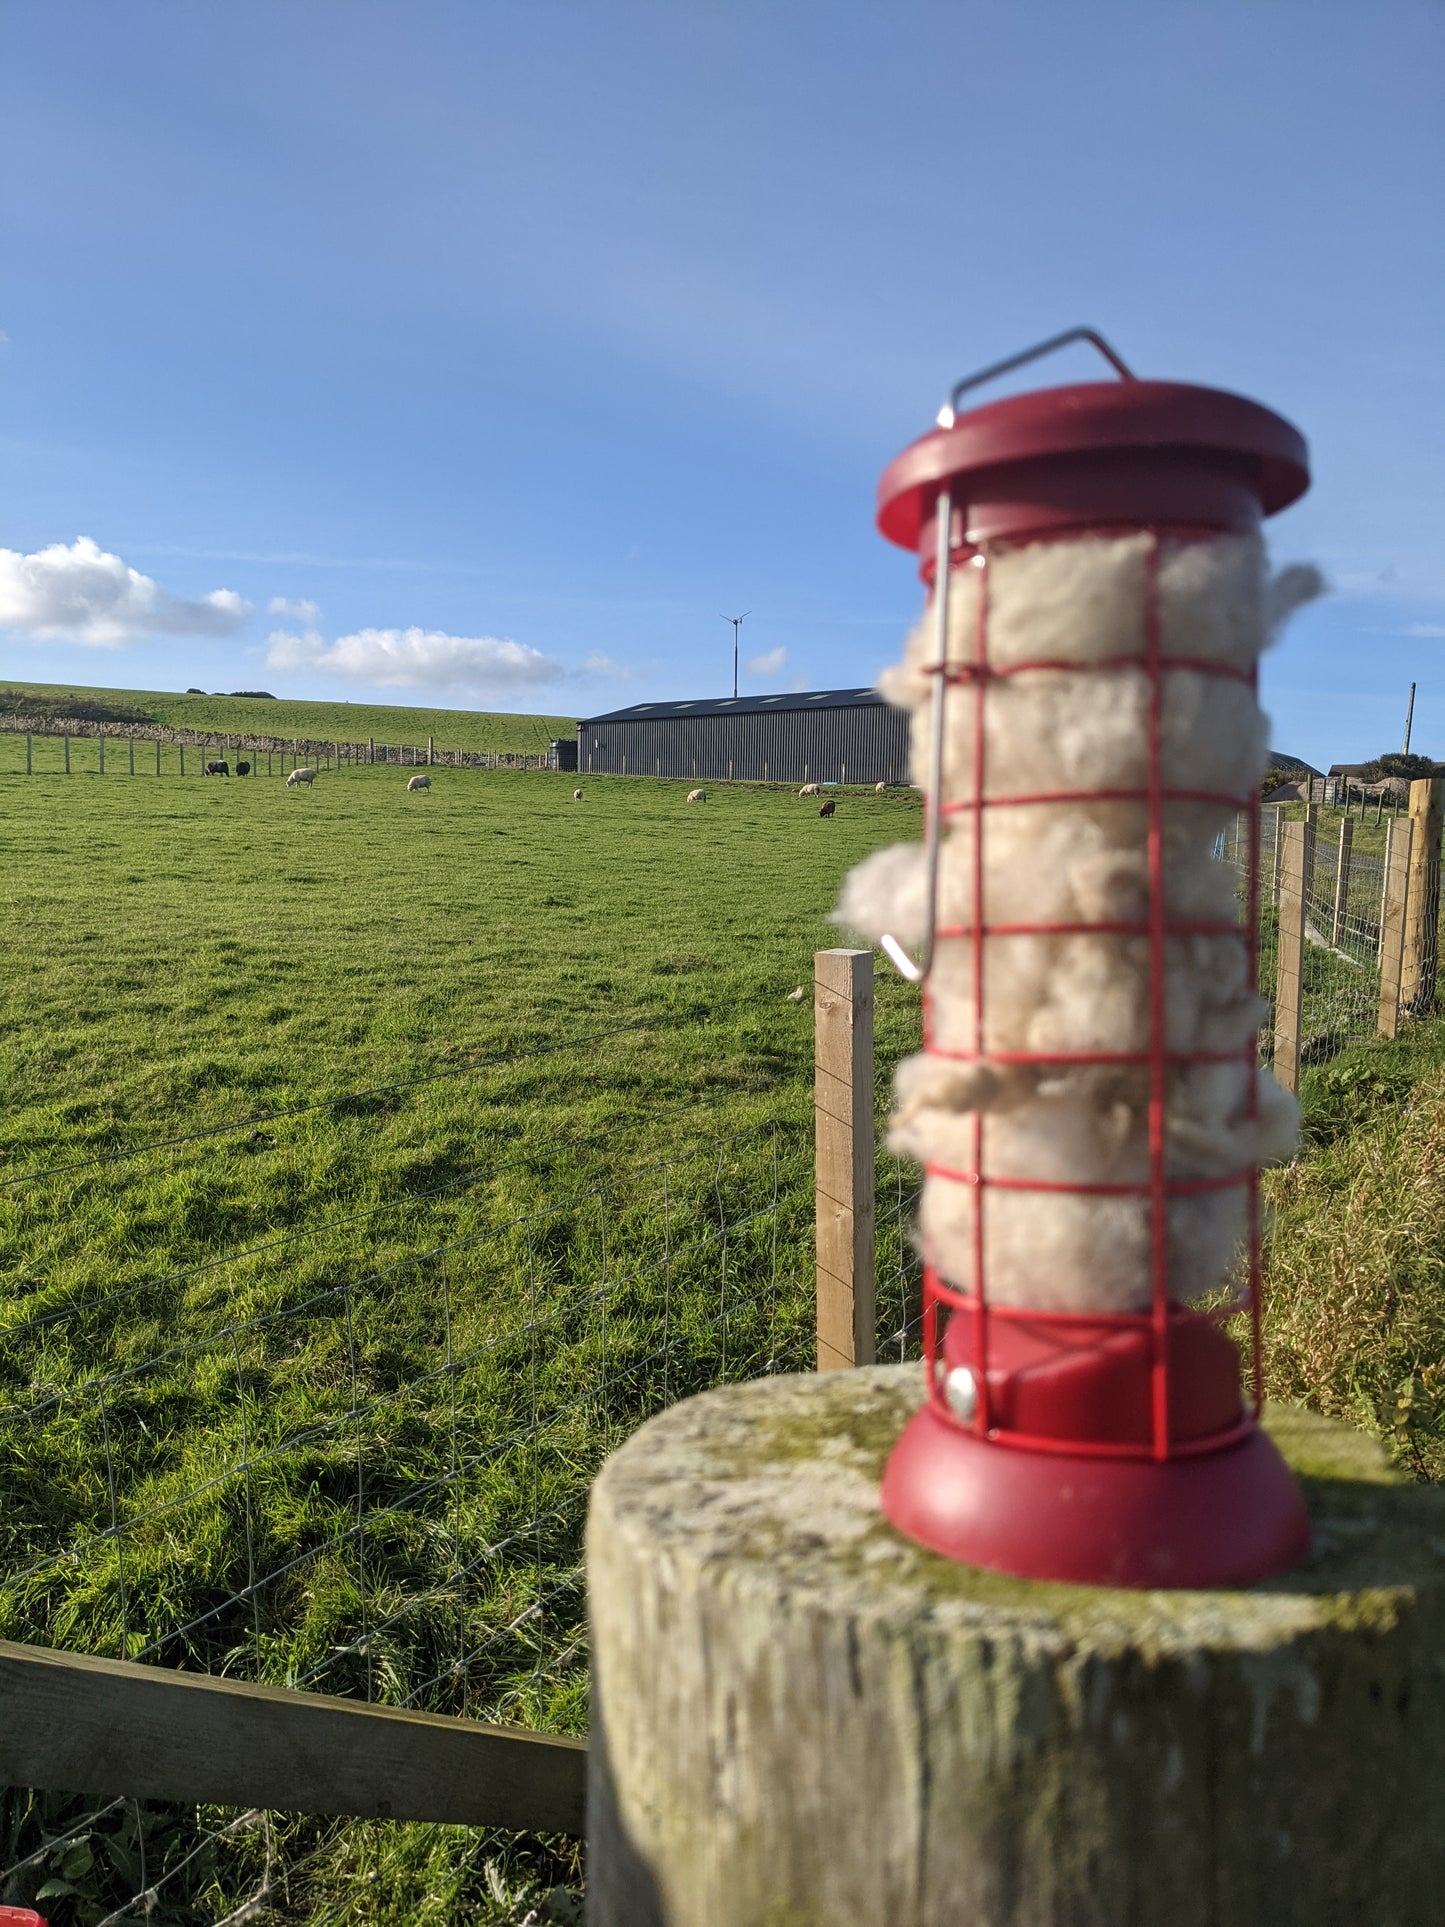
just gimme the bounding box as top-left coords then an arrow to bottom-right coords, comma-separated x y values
877,378 -> 1310,551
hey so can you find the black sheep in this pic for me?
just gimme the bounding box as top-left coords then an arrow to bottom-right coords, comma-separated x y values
819,799 -> 836,818
236,760 -> 251,776
204,761 -> 230,777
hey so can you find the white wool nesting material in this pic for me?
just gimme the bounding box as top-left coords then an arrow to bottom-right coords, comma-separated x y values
836,530 -> 1322,1314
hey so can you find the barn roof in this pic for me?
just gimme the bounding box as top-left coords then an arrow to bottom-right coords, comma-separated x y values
578,688 -> 886,726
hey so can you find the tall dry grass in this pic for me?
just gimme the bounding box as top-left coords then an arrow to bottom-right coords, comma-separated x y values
1264,1039 -> 1445,1479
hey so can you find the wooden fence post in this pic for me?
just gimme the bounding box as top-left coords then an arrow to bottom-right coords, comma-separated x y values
98,733 -> 105,775
1379,819 -> 1414,1039
129,737 -> 135,775
1331,817 -> 1353,946
25,732 -> 31,775
64,734 -> 70,774
155,739 -> 161,776
814,949 -> 875,1371
1270,803 -> 1284,901
1274,820 -> 1306,1093
1402,776 -> 1444,1017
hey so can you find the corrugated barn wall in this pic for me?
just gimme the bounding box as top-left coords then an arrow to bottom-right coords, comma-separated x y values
574,691 -> 910,786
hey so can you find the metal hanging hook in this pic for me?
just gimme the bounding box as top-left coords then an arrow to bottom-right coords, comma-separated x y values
880,484 -> 954,986
880,331 -> 1133,984
936,327 -> 1134,428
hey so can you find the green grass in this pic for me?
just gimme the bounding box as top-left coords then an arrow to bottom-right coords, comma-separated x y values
0,680 -> 575,756
0,761 -> 923,1922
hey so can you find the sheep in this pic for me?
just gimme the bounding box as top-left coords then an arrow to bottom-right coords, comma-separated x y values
286,767 -> 316,787
687,788 -> 706,803
573,788 -> 584,801
406,774 -> 431,792
837,529 -> 1323,1316
204,761 -> 229,777
819,799 -> 837,818
236,760 -> 251,777
875,781 -> 887,793
798,783 -> 820,796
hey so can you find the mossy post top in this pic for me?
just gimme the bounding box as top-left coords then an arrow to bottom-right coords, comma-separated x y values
591,1366 -> 1445,1650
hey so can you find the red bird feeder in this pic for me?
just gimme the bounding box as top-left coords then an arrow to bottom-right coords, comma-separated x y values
871,329 -> 1313,1588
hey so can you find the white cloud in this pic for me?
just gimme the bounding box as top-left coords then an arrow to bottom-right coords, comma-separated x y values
747,645 -> 788,680
0,536 -> 254,647
268,595 -> 321,624
1405,624 -> 1445,638
583,650 -> 631,681
266,624 -> 565,692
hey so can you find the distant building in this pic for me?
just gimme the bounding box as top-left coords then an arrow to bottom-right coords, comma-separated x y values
549,738 -> 579,772
575,689 -> 909,786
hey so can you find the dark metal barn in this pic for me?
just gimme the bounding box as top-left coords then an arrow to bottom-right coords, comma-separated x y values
574,688 -> 910,786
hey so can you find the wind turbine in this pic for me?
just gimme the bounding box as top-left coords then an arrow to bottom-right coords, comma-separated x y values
723,612 -> 751,700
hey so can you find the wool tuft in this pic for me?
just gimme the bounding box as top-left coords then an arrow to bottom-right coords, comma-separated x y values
837,530 -> 1321,1313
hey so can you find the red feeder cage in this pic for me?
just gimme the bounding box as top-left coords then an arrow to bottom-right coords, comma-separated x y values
875,329 -> 1313,1589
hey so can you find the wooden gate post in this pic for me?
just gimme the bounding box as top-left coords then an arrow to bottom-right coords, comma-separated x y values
814,949 -> 875,1371
1402,776 -> 1444,1017
1380,818 -> 1415,1039
1331,816 -> 1353,946
1274,820 -> 1307,1093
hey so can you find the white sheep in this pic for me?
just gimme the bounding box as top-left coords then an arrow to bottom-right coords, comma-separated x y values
798,783 -> 820,797
837,529 -> 1322,1315
573,788 -> 584,801
286,767 -> 316,787
687,788 -> 706,803
875,781 -> 887,793
406,774 -> 431,792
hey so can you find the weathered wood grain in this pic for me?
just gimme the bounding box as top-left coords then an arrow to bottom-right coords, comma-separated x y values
814,948 -> 875,1372
588,1365 -> 1445,1926
0,1640 -> 585,1833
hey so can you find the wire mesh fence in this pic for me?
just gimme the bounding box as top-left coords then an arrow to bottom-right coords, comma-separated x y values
1221,807 -> 1393,1067
0,1010 -> 814,1923
875,1152 -> 923,1366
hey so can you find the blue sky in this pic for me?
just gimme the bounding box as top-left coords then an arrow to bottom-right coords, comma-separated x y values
2,0 -> 1440,766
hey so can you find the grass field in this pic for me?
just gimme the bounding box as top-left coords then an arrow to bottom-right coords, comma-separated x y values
0,680 -> 575,756
8,756 -> 1445,1921
0,759 -> 924,1922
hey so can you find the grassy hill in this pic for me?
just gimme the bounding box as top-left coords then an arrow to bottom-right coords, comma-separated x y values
0,679 -> 576,755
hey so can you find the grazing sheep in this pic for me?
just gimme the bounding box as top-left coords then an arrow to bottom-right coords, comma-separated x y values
798,783 -> 820,797
286,767 -> 316,787
204,761 -> 230,778
819,799 -> 837,818
687,788 -> 706,803
406,774 -> 431,792
236,760 -> 251,777
875,781 -> 887,793
573,788 -> 584,801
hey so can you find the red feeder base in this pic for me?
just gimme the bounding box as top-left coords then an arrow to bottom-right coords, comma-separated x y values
881,1404 -> 1312,1589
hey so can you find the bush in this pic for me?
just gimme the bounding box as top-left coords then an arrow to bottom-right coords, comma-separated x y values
1358,751 -> 1440,782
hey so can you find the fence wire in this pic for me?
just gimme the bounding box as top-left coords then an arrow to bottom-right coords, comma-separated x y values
0,1012 -> 812,1923
1225,807 -> 1396,1067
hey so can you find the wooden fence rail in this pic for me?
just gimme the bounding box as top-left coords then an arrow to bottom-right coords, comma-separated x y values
0,1639 -> 585,1835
